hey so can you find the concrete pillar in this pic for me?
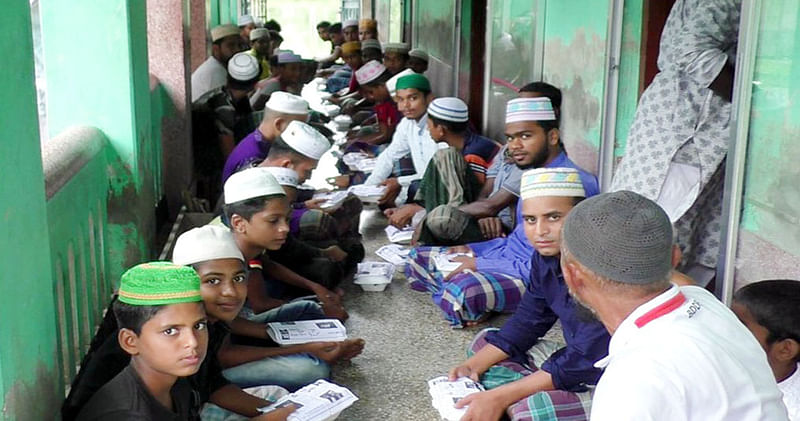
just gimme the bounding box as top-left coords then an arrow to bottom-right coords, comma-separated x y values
147,0 -> 194,218
0,2 -> 59,418
40,0 -> 156,284
190,0 -> 209,72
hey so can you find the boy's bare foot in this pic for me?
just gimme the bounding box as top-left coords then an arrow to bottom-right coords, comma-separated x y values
337,338 -> 365,361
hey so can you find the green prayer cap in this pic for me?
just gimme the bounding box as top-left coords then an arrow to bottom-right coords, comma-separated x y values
118,262 -> 202,306
396,73 -> 431,93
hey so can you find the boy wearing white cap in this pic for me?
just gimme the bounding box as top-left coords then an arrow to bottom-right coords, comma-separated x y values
385,97 -> 499,233
250,52 -> 304,110
222,168 -> 349,322
192,24 -> 246,101
444,168 -> 609,421
383,42 -> 411,75
192,52 -> 262,202
342,19 -> 359,42
238,14 -> 256,47
171,225 -> 363,412
222,92 -> 309,183
248,28 -> 272,80
407,48 -> 429,74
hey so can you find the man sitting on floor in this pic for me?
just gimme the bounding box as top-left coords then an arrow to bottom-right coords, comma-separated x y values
405,97 -> 598,327
447,167 -> 610,421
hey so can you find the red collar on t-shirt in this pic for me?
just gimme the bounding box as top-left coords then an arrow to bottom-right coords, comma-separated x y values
634,292 -> 687,328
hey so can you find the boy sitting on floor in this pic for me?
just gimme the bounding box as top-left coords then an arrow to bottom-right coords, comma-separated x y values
73,262 -> 296,421
733,279 -> 800,420
446,168 -> 610,421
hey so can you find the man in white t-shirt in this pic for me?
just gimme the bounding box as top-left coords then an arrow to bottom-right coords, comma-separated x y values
191,24 -> 244,101
560,191 -> 788,420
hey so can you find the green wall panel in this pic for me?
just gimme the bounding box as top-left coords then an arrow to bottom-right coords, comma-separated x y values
740,0 -> 800,255
614,0 -> 644,158
0,2 -> 59,419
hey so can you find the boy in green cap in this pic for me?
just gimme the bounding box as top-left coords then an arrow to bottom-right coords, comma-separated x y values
76,262 -> 209,420
363,73 -> 438,207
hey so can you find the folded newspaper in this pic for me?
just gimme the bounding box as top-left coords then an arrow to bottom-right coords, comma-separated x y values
341,152 -> 369,171
354,157 -> 377,173
348,185 -> 386,203
313,190 -> 349,210
385,224 -> 414,244
375,244 -> 410,266
259,379 -> 358,421
428,376 -> 485,421
432,253 -> 473,278
266,319 -> 347,345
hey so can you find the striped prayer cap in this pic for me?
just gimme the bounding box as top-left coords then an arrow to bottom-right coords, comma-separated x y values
505,97 -> 556,124
428,97 -> 469,123
520,167 -> 585,200
117,262 -> 202,306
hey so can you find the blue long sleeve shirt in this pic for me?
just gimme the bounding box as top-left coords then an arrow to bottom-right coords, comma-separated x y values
485,252 -> 611,391
468,152 -> 599,282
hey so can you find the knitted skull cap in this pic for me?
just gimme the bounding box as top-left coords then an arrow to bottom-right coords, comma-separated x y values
520,167 -> 585,200
562,191 -> 674,285
118,262 -> 202,305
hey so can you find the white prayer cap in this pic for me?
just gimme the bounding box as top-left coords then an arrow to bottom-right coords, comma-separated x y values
228,52 -> 260,81
210,24 -> 240,42
505,97 -> 556,123
428,97 -> 469,123
386,68 -> 416,96
172,225 -> 244,266
342,19 -> 359,28
238,14 -> 255,26
265,92 -> 309,115
224,167 -> 285,204
383,42 -> 410,54
355,60 -> 387,85
408,49 -> 429,62
250,28 -> 270,41
281,120 -> 330,160
263,166 -> 299,187
277,51 -> 303,64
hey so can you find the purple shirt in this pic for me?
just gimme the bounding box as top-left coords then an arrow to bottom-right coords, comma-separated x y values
468,152 -> 599,282
222,129 -> 271,184
485,252 -> 610,391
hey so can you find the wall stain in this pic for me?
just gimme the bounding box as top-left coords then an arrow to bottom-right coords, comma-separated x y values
2,363 -> 59,420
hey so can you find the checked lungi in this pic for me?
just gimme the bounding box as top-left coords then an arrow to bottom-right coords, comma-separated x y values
468,329 -> 592,421
405,246 -> 526,327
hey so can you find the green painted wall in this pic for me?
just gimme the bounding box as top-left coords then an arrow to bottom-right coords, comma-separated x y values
0,2 -> 60,419
739,0 -> 800,255
40,0 -> 158,283
541,0 -> 610,173
614,0 -> 644,158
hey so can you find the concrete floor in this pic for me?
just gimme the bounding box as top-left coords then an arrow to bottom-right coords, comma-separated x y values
329,207 -> 511,421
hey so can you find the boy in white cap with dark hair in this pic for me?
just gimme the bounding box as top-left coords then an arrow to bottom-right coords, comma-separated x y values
192,24 -> 245,101
407,48 -> 429,74
192,52 -> 262,202
445,167 -> 610,421
238,15 -> 256,46
341,19 -> 359,42
251,53 -> 305,110
384,97 -> 499,235
171,225 -> 364,415
561,191 -> 788,420
383,42 -> 411,75
223,92 -> 309,183
248,28 -> 272,80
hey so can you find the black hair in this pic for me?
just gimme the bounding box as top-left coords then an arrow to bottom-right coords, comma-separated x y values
223,193 -> 286,224
112,299 -> 164,335
269,30 -> 283,43
520,81 -> 562,111
269,54 -> 280,67
329,23 -> 342,33
317,21 -> 331,30
734,280 -> 800,348
264,20 -> 281,33
363,69 -> 393,88
429,115 -> 468,134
